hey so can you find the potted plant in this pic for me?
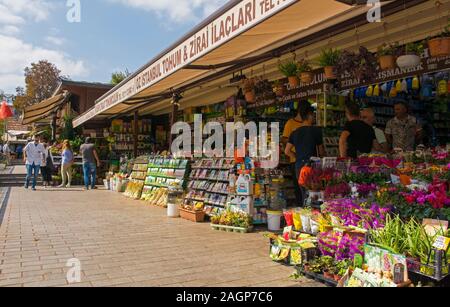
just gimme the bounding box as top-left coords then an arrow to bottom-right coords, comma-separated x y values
397,42 -> 424,69
179,204 -> 206,223
279,61 -> 299,88
428,24 -> 450,57
317,48 -> 341,79
242,78 -> 255,103
336,46 -> 378,82
272,80 -> 285,97
377,42 -> 400,70
297,59 -> 313,84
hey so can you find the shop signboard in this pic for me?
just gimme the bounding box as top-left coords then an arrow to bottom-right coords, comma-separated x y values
74,0 -> 299,127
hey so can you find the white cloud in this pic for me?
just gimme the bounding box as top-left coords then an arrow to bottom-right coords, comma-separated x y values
0,0 -> 51,23
0,34 -> 89,92
45,36 -> 65,46
108,0 -> 227,23
0,25 -> 20,35
0,1 -> 89,93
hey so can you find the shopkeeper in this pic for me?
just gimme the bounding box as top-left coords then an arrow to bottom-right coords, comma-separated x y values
282,103 -> 306,206
361,108 -> 389,153
339,101 -> 381,159
385,101 -> 423,151
285,101 -> 325,204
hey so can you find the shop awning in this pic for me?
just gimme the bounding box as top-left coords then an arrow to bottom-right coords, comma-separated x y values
74,0 -> 378,127
22,91 -> 71,125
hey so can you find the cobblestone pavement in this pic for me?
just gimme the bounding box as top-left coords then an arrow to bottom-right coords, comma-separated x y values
0,177 -> 321,287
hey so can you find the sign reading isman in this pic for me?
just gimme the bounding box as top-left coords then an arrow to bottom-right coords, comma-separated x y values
73,0 -> 299,127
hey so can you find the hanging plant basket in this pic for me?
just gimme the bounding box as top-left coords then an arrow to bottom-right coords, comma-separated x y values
244,90 -> 256,103
378,55 -> 397,70
324,66 -> 336,80
273,86 -> 285,97
428,37 -> 450,57
288,76 -> 299,88
300,72 -> 314,84
396,54 -> 421,69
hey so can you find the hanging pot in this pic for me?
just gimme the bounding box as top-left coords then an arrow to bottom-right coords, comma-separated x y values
288,76 -> 299,88
273,86 -> 285,97
300,72 -> 314,84
428,37 -> 450,57
324,66 -> 336,79
378,55 -> 396,70
396,54 -> 421,69
244,90 -> 256,103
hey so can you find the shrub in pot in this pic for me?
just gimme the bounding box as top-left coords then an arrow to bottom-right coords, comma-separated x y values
397,42 -> 424,69
336,46 -> 378,83
279,61 -> 299,88
428,25 -> 450,57
377,42 -> 400,70
317,48 -> 341,79
297,59 -> 313,84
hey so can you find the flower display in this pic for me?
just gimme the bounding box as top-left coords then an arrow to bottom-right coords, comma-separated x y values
324,182 -> 351,199
322,199 -> 390,229
318,231 -> 365,261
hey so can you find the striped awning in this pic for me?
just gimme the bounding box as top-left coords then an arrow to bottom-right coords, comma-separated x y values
22,91 -> 71,125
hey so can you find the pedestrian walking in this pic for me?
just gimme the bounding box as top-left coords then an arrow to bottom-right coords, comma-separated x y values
3,142 -> 11,165
23,136 -> 45,191
40,140 -> 54,188
80,137 -> 101,190
59,140 -> 74,188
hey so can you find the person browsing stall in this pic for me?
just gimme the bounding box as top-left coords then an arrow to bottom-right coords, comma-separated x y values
80,137 -> 101,190
285,102 -> 325,204
339,101 -> 382,159
282,102 -> 307,206
385,101 -> 423,151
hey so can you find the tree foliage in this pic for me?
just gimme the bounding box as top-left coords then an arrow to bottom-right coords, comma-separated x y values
111,69 -> 131,85
13,60 -> 62,111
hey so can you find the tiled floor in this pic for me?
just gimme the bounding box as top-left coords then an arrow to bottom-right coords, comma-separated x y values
0,170 -> 321,287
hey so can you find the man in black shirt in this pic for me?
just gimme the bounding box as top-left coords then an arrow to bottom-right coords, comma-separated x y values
339,101 -> 381,159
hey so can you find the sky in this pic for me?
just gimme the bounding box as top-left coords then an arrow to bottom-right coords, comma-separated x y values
0,0 -> 228,94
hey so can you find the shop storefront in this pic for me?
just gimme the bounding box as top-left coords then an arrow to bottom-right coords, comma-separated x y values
73,0 -> 450,287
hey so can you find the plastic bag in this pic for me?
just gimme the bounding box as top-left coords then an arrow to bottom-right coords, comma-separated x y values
293,211 -> 302,231
284,210 -> 294,227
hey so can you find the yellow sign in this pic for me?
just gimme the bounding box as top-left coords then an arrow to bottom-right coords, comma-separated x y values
432,236 -> 450,251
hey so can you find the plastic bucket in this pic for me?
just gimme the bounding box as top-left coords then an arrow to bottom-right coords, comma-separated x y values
167,203 -> 180,218
267,210 -> 283,232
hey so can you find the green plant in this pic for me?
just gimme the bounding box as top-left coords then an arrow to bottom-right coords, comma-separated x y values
405,42 -> 425,55
377,42 -> 400,57
278,61 -> 298,77
317,48 -> 341,67
297,59 -> 312,73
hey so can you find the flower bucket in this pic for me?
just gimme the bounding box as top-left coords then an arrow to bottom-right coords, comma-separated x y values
244,90 -> 256,103
300,72 -> 313,84
428,37 -> 450,57
324,66 -> 336,79
396,54 -> 421,69
179,208 -> 205,223
378,55 -> 396,70
288,76 -> 299,88
267,210 -> 283,232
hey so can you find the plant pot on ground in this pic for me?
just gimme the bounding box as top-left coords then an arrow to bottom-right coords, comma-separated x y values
377,43 -> 400,70
317,48 -> 341,79
297,59 -> 313,84
397,42 -> 424,69
279,61 -> 299,88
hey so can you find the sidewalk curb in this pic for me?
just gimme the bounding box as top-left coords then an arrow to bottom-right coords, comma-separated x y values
0,166 -> 14,225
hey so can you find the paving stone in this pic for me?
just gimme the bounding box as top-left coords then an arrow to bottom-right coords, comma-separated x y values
0,180 -> 321,288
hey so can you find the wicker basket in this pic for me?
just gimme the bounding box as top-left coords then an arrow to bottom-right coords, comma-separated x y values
179,208 -> 205,223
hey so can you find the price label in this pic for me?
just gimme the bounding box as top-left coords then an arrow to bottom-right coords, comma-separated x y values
432,236 -> 450,251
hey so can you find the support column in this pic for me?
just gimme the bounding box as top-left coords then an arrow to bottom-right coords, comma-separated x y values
168,103 -> 179,150
134,111 -> 139,158
51,112 -> 57,142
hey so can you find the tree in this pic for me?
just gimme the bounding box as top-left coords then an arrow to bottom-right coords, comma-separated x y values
13,60 -> 62,111
111,69 -> 131,85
